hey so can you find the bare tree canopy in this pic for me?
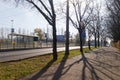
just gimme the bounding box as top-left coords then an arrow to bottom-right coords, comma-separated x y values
69,0 -> 93,54
106,0 -> 120,42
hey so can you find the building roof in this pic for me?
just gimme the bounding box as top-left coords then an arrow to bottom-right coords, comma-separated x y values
8,33 -> 38,37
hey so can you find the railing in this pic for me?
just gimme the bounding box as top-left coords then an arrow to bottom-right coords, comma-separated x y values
0,40 -> 76,50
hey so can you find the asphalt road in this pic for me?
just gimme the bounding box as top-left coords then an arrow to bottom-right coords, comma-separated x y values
0,46 -> 85,62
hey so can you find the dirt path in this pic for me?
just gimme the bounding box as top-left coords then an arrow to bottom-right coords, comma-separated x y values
20,47 -> 120,80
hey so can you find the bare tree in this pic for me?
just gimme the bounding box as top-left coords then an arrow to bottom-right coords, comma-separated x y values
88,2 -> 102,48
99,26 -> 108,46
87,26 -> 93,50
95,3 -> 102,47
4,0 -> 58,60
106,0 -> 120,42
69,0 -> 93,55
54,0 -> 70,55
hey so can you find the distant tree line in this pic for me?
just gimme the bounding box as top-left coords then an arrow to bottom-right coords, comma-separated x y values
106,0 -> 120,42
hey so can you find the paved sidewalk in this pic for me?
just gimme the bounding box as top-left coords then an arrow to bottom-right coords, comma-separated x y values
20,47 -> 120,80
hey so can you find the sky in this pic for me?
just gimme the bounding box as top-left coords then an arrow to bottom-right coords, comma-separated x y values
0,1 -> 49,34
0,0 -> 77,37
0,0 -> 106,40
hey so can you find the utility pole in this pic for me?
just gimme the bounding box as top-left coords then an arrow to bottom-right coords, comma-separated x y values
46,25 -> 49,46
11,20 -> 14,43
65,0 -> 69,55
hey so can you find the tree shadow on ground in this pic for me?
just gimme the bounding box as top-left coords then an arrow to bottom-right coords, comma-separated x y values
52,54 -> 69,80
52,48 -> 120,80
88,58 -> 120,77
52,54 -> 83,80
81,48 -> 120,80
83,58 -> 120,80
29,59 -> 55,80
29,47 -> 120,80
81,56 -> 101,80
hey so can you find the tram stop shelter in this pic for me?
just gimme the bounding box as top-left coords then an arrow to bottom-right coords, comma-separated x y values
8,33 -> 39,49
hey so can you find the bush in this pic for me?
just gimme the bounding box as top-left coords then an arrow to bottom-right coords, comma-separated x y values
113,41 -> 120,49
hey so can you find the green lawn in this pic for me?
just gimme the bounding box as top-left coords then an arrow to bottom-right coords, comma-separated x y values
0,47 -> 96,80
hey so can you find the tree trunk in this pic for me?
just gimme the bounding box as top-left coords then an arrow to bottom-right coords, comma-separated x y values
78,29 -> 84,57
88,39 -> 91,50
65,0 -> 69,55
95,33 -> 97,48
97,31 -> 100,47
101,39 -> 102,47
52,17 -> 57,61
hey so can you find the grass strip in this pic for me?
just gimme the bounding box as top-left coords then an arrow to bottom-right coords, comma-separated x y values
0,47 -> 96,80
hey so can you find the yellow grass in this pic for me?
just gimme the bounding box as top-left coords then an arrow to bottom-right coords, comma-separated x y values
113,41 -> 120,49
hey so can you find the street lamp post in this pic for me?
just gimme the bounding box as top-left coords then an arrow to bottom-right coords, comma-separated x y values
11,20 -> 14,44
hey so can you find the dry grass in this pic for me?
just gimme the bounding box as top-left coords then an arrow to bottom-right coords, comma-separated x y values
113,41 -> 120,50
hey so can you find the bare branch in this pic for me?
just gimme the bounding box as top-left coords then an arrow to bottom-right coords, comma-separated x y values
49,0 -> 56,19
38,0 -> 53,18
72,1 -> 80,24
26,0 -> 52,25
81,0 -> 90,19
69,17 -> 78,29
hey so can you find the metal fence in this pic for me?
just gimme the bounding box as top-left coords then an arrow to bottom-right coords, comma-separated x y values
0,27 -> 76,50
